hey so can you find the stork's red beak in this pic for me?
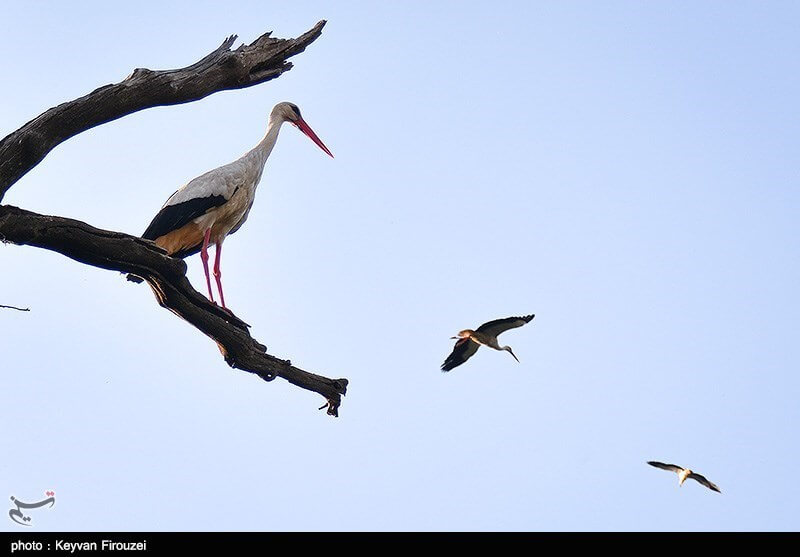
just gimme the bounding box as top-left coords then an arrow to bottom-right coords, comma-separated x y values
294,118 -> 334,158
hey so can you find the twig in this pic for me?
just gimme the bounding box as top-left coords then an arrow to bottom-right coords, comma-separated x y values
0,304 -> 30,312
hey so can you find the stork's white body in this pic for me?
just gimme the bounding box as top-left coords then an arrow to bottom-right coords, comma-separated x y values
152,126 -> 279,257
137,102 -> 333,309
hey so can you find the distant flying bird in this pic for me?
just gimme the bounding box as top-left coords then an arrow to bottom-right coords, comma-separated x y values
441,314 -> 535,372
647,461 -> 721,493
130,101 -> 333,309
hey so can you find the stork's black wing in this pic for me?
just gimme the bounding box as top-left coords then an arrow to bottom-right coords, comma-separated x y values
441,338 -> 480,372
140,192 -> 229,259
476,314 -> 535,338
141,192 -> 228,242
647,461 -> 683,473
688,472 -> 721,493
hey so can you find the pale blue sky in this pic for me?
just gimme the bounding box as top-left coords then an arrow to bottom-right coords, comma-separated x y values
2,1 -> 799,531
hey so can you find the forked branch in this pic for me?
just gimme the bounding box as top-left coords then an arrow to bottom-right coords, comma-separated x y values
0,21 -> 348,416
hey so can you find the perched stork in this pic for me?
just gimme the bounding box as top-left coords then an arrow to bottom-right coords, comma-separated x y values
441,314 -> 535,372
131,101 -> 333,309
647,461 -> 721,493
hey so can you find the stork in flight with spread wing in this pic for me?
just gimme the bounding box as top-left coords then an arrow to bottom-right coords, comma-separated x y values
647,461 -> 721,493
441,314 -> 535,372
130,101 -> 333,309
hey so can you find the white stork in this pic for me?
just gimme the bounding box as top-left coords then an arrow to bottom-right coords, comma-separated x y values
133,102 -> 333,309
647,461 -> 722,493
441,314 -> 535,372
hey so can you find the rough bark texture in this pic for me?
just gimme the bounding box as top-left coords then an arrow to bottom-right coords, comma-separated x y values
0,21 -> 349,416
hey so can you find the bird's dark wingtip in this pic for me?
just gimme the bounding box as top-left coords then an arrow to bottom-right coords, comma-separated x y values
441,360 -> 459,372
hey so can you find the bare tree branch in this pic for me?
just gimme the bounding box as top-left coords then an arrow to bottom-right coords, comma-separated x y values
0,304 -> 30,312
0,20 -> 326,200
0,205 -> 348,415
0,21 -> 350,416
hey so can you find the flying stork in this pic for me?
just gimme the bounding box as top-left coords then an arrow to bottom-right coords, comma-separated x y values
132,102 -> 333,309
441,314 -> 535,372
647,461 -> 721,493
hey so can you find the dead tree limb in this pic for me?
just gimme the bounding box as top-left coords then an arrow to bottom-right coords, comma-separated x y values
0,205 -> 348,415
0,21 -> 349,416
0,20 -> 326,200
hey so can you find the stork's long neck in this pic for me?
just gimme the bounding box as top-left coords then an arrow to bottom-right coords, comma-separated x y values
242,117 -> 285,177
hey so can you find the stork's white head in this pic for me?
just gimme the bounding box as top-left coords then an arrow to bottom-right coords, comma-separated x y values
270,102 -> 334,158
270,101 -> 303,123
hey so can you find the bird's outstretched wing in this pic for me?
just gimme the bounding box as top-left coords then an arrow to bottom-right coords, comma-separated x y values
441,338 -> 480,372
688,472 -> 721,493
647,461 -> 684,473
476,314 -> 535,338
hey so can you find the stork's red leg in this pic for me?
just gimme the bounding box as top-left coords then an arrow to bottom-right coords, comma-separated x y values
213,238 -> 226,309
200,228 -> 215,304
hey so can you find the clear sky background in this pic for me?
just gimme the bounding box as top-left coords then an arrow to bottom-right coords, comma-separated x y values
2,1 -> 799,532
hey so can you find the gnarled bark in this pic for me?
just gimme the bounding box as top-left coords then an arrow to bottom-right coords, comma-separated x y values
0,21 -> 348,416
